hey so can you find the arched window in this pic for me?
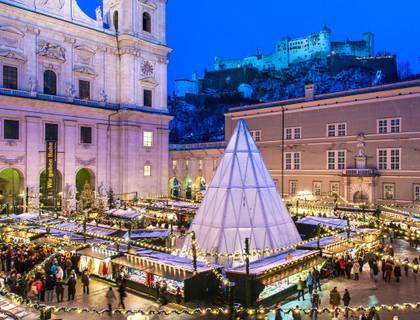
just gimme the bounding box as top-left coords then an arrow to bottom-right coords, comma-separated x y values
43,70 -> 57,95
113,11 -> 119,32
142,12 -> 151,32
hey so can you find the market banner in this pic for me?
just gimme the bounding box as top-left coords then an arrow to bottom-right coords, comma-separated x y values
45,140 -> 57,199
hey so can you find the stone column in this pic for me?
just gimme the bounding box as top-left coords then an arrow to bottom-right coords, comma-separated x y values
63,120 -> 77,213
25,116 -> 41,210
96,123 -> 109,192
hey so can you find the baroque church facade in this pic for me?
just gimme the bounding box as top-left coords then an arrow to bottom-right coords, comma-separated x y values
0,0 -> 172,212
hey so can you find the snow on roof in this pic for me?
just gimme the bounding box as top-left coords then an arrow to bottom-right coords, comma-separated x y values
123,230 -> 171,239
183,119 -> 302,265
296,216 -> 358,229
228,249 -> 317,275
107,209 -> 140,219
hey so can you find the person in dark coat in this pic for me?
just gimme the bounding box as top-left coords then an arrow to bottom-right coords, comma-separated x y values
45,274 -> 55,302
81,270 -> 90,295
118,284 -> 126,309
394,264 -> 402,282
67,274 -> 76,301
55,278 -> 64,303
342,288 -> 351,306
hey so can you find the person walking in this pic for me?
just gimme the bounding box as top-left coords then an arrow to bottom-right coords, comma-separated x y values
312,267 -> 321,291
342,288 -> 351,306
81,270 -> 90,295
310,290 -> 320,320
329,287 -> 341,309
404,258 -> 409,277
306,272 -> 314,296
67,274 -> 76,301
175,287 -> 182,304
106,287 -> 116,315
384,261 -> 393,283
353,260 -> 360,281
118,284 -> 126,309
274,302 -> 283,320
296,277 -> 305,301
394,264 -> 402,283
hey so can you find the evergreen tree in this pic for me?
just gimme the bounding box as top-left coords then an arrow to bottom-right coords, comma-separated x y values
107,187 -> 116,209
79,181 -> 95,211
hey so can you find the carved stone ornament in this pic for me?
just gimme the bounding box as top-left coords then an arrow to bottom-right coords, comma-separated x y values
65,83 -> 76,98
76,157 -> 96,166
100,89 -> 108,102
73,65 -> 97,77
37,0 -> 65,10
37,41 -> 66,62
141,60 -> 154,77
0,49 -> 26,62
0,155 -> 24,165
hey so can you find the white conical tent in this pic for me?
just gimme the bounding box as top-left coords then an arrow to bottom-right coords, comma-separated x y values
184,119 -> 302,265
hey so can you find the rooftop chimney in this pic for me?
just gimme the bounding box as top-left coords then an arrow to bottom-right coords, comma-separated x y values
304,84 -> 315,101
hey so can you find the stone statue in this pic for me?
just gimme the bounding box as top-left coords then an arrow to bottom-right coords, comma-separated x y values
96,6 -> 103,22
65,83 -> 76,98
28,77 -> 37,93
98,182 -> 107,198
100,89 -> 108,102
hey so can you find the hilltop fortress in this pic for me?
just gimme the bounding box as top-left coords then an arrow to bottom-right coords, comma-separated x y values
214,25 -> 374,72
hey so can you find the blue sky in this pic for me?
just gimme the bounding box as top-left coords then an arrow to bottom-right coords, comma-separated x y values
79,0 -> 420,92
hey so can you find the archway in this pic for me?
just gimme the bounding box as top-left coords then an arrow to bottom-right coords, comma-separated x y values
0,168 -> 24,214
39,169 -> 62,209
169,177 -> 179,198
353,190 -> 368,203
76,168 -> 95,199
183,177 -> 192,199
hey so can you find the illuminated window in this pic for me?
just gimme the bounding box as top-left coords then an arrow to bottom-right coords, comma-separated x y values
330,182 -> 340,195
144,164 -> 151,177
143,131 -> 153,147
313,182 -> 322,196
172,160 -> 177,171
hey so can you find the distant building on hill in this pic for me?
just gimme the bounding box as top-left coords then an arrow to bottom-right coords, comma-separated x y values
214,25 -> 374,72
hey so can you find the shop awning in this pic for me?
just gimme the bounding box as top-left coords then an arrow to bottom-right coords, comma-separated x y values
296,216 -> 358,230
123,230 -> 171,239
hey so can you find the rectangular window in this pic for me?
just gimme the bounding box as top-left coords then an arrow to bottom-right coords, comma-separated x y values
313,182 -> 322,196
3,120 -> 19,140
285,152 -> 300,170
172,160 -> 177,171
414,185 -> 420,201
378,148 -> 401,170
144,89 -> 152,107
330,182 -> 340,195
327,123 -> 346,137
327,150 -> 346,170
383,183 -> 395,200
143,131 -> 153,147
144,164 -> 151,177
80,126 -> 92,144
199,159 -> 203,170
185,160 -> 189,170
377,118 -> 401,134
289,180 -> 297,195
79,80 -> 90,100
3,66 -> 18,90
45,123 -> 58,141
250,130 -> 262,142
213,158 -> 218,171
285,127 -> 301,140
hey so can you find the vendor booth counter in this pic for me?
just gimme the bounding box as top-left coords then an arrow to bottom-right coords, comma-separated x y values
111,249 -> 219,303
76,247 -> 119,279
226,249 -> 321,306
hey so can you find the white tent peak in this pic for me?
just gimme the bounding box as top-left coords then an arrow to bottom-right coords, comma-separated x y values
183,119 -> 302,266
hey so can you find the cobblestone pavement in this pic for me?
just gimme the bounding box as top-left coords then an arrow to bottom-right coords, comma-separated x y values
47,239 -> 419,320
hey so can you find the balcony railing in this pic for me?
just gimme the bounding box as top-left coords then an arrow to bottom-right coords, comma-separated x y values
341,168 -> 379,177
170,141 -> 226,151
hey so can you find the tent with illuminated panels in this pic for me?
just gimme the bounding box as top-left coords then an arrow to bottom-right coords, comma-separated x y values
183,119 -> 302,266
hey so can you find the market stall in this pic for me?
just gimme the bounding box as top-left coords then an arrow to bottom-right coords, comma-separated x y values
76,246 -> 119,279
111,248 -> 218,302
0,295 -> 38,320
226,249 -> 321,306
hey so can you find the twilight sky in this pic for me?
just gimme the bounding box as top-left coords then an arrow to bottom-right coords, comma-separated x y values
79,0 -> 420,93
